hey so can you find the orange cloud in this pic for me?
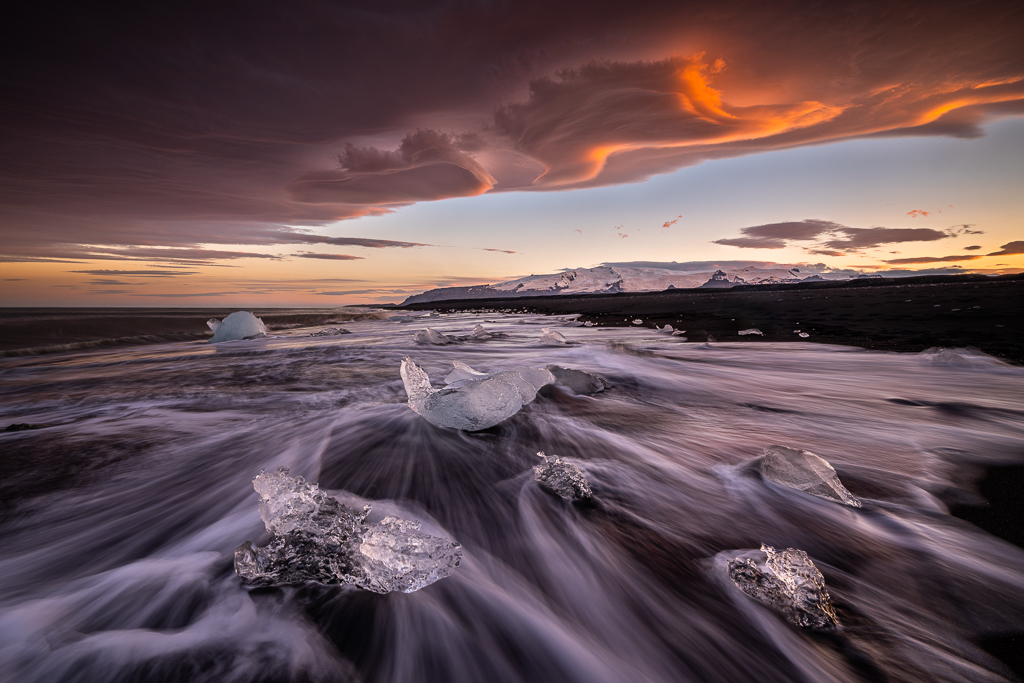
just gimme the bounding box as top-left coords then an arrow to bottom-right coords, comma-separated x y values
907,210 -> 931,217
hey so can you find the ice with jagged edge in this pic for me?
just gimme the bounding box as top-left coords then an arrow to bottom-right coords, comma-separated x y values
414,328 -> 454,345
310,327 -> 351,337
727,544 -> 839,630
234,467 -> 461,593
546,365 -> 609,395
534,452 -> 592,501
761,445 -> 861,507
540,328 -> 569,345
738,328 -> 763,336
401,357 -> 554,431
467,324 -> 508,340
207,311 -> 267,343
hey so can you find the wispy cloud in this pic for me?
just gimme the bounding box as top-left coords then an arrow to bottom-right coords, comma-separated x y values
714,219 -> 953,254
70,270 -> 199,276
883,254 -> 984,264
987,241 -> 1024,256
292,252 -> 364,260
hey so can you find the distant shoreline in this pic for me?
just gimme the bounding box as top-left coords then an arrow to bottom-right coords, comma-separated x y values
400,272 -> 1024,364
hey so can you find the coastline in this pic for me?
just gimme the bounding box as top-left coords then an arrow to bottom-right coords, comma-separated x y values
401,273 -> 1024,364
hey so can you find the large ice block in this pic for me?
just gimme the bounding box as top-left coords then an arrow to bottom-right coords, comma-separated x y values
761,445 -> 862,507
207,311 -> 267,343
401,357 -> 554,431
545,365 -> 609,395
413,328 -> 454,345
728,544 -> 839,630
235,467 -> 461,593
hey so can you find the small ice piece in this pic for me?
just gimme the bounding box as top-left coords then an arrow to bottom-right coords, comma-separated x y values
632,319 -> 643,325
534,452 -> 592,501
546,365 -> 609,395
414,328 -> 454,345
738,328 -> 763,336
727,544 -> 839,629
401,357 -> 554,430
468,324 -> 491,339
235,467 -> 461,592
310,327 -> 351,337
672,329 -> 686,336
761,445 -> 861,507
798,332 -> 810,338
658,324 -> 674,333
583,321 -> 595,327
207,311 -> 267,343
540,328 -> 568,345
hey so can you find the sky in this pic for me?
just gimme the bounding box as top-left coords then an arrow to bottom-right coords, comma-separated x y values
1,0 -> 1022,306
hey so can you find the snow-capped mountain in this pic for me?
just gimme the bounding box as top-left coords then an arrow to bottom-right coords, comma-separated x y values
401,263 -> 861,304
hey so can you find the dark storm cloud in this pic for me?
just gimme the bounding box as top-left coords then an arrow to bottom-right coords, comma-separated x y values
987,241 -> 1024,256
883,255 -> 983,264
714,220 -> 950,253
1,0 -> 1022,254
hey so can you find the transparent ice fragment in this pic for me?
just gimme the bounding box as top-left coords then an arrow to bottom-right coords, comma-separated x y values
546,365 -> 609,395
207,311 -> 267,343
235,467 -> 460,592
414,328 -> 454,345
357,516 -> 464,593
584,321 -> 595,327
468,324 -> 491,339
761,445 -> 861,507
738,328 -> 763,336
540,328 -> 568,345
728,544 -> 839,630
534,452 -> 592,501
798,332 -> 810,338
632,319 -> 643,325
310,327 -> 351,337
401,357 -> 554,431
658,324 -> 674,333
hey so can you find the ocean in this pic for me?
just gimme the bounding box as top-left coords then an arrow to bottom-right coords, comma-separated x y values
1,310 -> 1023,682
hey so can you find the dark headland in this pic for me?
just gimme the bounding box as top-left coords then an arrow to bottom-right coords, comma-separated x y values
400,272 -> 1024,364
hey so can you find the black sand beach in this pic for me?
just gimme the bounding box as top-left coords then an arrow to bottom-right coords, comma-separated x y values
401,273 -> 1024,364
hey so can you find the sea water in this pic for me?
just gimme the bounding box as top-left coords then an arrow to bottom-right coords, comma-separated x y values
1,312 -> 1023,682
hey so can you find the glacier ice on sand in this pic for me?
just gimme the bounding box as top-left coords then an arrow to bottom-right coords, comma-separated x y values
414,328 -> 455,345
401,357 -> 554,431
540,328 -> 569,345
761,445 -> 861,507
727,544 -> 839,630
534,452 -> 592,501
234,467 -> 461,593
207,311 -> 267,343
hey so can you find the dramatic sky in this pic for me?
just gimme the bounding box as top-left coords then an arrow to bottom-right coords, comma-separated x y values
2,0 -> 1022,305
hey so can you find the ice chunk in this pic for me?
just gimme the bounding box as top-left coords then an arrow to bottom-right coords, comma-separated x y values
540,328 -> 568,345
414,328 -> 454,345
235,467 -> 461,592
401,357 -> 554,431
546,365 -> 609,395
658,324 -> 674,333
207,311 -> 267,343
761,445 -> 861,507
583,321 -> 595,327
728,545 -> 839,629
534,452 -> 592,501
798,332 -> 810,338
468,324 -> 491,339
310,327 -> 351,337
738,328 -> 763,336
632,319 -> 643,325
